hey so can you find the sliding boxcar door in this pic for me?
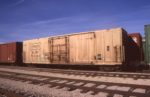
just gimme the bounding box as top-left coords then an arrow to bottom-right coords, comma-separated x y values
49,37 -> 69,64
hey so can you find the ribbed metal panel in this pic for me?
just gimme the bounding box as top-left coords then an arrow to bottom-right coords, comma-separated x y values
0,42 -> 22,64
145,24 -> 150,65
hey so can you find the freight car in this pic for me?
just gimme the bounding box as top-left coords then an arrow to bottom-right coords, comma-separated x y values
23,28 -> 141,70
128,33 -> 142,47
142,37 -> 146,62
0,42 -> 22,65
128,33 -> 144,62
144,24 -> 150,66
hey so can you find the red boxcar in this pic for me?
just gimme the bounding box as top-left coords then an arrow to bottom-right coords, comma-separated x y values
128,33 -> 144,62
128,33 -> 142,47
0,42 -> 22,64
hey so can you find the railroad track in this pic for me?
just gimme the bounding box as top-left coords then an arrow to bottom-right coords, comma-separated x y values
35,68 -> 150,79
0,70 -> 150,97
2,66 -> 150,80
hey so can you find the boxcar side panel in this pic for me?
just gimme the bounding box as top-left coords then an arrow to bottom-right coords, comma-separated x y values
0,43 -> 17,63
95,28 -> 123,65
8,43 -> 16,63
69,32 -> 95,64
23,37 -> 50,64
23,28 -> 126,66
145,25 -> 150,65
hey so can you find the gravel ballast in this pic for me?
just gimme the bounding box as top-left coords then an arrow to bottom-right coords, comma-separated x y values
0,78 -> 109,97
0,66 -> 150,97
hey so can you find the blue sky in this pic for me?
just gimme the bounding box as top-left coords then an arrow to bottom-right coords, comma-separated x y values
0,0 -> 150,43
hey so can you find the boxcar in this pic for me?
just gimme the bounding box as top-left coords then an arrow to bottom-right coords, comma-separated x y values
128,33 -> 144,62
0,42 -> 22,65
142,38 -> 146,62
23,28 -> 140,69
128,33 -> 142,48
145,25 -> 150,65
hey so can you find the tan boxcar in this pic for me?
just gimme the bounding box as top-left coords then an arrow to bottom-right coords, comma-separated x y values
23,28 -> 134,66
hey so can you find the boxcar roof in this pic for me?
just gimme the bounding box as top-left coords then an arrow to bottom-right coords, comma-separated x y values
23,27 -> 124,42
